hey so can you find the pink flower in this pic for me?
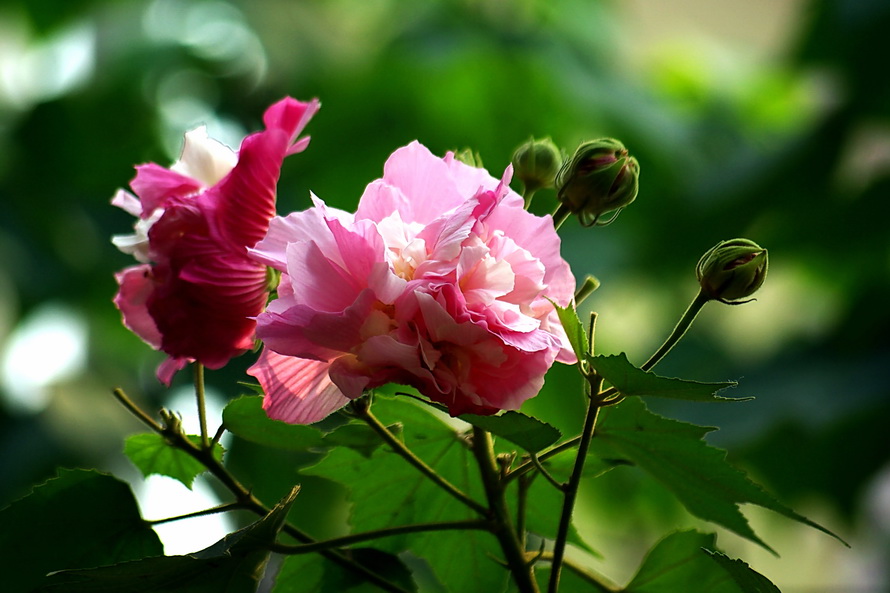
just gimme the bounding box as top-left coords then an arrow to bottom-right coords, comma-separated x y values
112,97 -> 320,384
248,141 -> 576,423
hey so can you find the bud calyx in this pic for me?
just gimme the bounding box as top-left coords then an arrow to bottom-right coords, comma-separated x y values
556,138 -> 639,226
696,239 -> 768,304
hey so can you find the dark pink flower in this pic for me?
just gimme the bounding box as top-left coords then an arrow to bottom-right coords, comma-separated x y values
248,141 -> 575,422
113,97 -> 320,384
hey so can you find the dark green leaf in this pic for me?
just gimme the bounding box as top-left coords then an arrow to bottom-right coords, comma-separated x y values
236,381 -> 266,396
302,397 -> 509,593
38,486 -> 300,593
553,301 -> 588,360
223,395 -> 325,452
272,548 -> 417,593
705,550 -> 782,593
460,411 -> 561,452
0,469 -> 162,593
591,353 -> 745,402
124,433 -> 224,489
624,530 -> 738,593
591,399 -> 845,551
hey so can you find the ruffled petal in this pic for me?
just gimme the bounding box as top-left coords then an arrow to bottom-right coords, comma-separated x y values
130,164 -> 203,217
248,349 -> 350,424
210,97 -> 320,250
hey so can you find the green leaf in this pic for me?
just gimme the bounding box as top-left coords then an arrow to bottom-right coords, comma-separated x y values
553,301 -> 588,360
321,422 -> 388,458
223,395 -> 325,451
591,353 -> 745,402
705,550 -> 782,593
591,399 -> 845,552
624,530 -> 738,593
124,433 -> 224,489
302,397 -> 509,593
0,469 -> 162,593
38,486 -> 300,593
460,411 -> 561,452
272,548 -> 417,593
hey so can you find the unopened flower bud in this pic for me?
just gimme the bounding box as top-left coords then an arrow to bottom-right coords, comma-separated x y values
556,138 -> 639,226
511,137 -> 562,193
696,239 -> 768,304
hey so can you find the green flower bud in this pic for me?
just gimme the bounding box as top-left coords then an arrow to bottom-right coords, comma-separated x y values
555,138 -> 639,226
511,137 -> 562,193
696,239 -> 768,304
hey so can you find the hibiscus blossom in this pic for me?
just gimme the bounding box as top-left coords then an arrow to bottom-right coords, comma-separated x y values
248,141 -> 576,423
112,97 -> 320,384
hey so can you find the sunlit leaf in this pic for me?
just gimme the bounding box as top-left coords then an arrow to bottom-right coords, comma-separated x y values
591,399 -> 845,551
223,395 -> 325,451
624,530 -> 738,593
38,486 -> 300,593
321,423 -> 388,458
591,353 -> 745,402
461,411 -> 561,452
124,433 -> 224,489
553,301 -> 588,360
0,469 -> 163,593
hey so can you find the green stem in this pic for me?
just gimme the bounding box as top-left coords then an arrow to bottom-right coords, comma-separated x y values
147,502 -> 245,525
357,406 -> 488,516
551,203 -> 572,230
517,473 -> 532,552
194,363 -> 209,449
471,426 -> 539,593
113,388 -> 163,432
529,453 -> 565,491
269,519 -> 491,554
641,289 -> 709,372
113,388 -> 409,593
548,376 -> 603,593
506,436 -> 581,483
597,289 -> 710,402
536,553 -> 620,592
523,187 -> 538,209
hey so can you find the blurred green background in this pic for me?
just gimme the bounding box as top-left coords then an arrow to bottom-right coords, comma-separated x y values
0,0 -> 887,591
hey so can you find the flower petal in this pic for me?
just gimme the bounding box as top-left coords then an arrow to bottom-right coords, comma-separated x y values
248,349 -> 350,424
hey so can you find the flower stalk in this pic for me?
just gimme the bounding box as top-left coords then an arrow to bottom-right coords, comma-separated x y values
194,363 -> 209,449
547,375 -> 603,593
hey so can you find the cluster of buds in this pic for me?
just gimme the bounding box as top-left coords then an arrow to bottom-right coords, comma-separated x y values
555,138 -> 640,226
696,239 -> 768,304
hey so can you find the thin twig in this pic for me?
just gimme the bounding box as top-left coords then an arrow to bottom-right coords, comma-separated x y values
356,406 -> 488,516
506,436 -> 581,483
529,453 -> 566,492
269,519 -> 492,554
535,552 -> 620,592
113,388 -> 163,432
112,387 -> 409,593
147,502 -> 246,525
